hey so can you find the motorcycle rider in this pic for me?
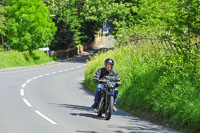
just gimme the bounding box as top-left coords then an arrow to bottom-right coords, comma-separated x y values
91,58 -> 120,112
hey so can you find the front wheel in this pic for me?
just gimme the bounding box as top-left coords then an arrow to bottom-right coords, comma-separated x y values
97,97 -> 104,117
105,96 -> 113,120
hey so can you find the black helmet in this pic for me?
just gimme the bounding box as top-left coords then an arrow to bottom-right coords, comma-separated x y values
105,58 -> 114,68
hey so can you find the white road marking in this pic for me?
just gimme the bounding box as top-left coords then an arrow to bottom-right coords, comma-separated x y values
20,89 -> 24,96
32,77 -> 38,80
38,75 -> 44,78
76,66 -> 81,69
20,65 -> 88,125
45,73 -> 50,76
22,83 -> 26,88
26,79 -> 32,83
23,98 -> 32,107
35,110 -> 57,125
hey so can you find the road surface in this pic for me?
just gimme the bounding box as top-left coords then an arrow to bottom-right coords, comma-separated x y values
0,53 -> 181,133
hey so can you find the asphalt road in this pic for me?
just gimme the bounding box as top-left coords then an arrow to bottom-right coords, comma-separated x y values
0,36 -> 181,133
0,53 -> 181,133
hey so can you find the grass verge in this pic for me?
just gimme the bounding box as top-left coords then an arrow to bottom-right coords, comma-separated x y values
84,44 -> 200,132
0,50 -> 57,69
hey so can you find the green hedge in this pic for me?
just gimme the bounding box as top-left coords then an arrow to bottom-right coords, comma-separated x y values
84,44 -> 200,132
0,50 -> 56,69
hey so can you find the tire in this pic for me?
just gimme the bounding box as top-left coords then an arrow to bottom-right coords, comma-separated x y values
105,96 -> 113,120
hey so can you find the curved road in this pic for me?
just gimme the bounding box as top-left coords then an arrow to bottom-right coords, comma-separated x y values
0,55 -> 181,133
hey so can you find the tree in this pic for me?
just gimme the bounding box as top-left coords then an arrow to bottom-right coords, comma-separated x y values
44,0 -> 86,50
43,0 -> 200,51
165,0 -> 200,46
5,0 -> 56,51
0,4 -> 6,46
43,0 -> 143,49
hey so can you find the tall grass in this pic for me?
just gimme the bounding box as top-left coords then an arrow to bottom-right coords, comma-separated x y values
0,50 -> 56,69
84,44 -> 200,132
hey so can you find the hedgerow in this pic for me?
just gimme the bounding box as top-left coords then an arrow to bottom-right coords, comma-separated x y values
84,44 -> 200,132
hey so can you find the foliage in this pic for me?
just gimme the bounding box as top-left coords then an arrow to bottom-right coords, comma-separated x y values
115,0 -> 200,47
84,1 -> 199,132
114,0 -> 199,58
0,50 -> 56,69
0,4 -> 6,45
1,0 -> 199,51
4,0 -> 56,51
44,0 -> 85,50
85,44 -> 200,132
164,0 -> 200,48
43,0 -> 200,50
81,0 -> 141,34
44,0 -> 143,49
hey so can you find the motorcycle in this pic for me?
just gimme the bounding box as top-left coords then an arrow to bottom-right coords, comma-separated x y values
95,76 -> 123,120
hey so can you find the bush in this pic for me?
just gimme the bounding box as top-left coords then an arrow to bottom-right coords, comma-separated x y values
84,44 -> 200,132
0,50 -> 56,69
5,0 -> 56,51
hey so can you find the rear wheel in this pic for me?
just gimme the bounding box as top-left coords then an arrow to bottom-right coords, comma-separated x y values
105,96 -> 113,120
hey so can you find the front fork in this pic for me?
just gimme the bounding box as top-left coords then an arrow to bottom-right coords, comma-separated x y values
105,89 -> 114,110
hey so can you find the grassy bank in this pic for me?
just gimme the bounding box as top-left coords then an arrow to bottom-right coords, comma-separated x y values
84,44 -> 200,132
0,50 -> 56,69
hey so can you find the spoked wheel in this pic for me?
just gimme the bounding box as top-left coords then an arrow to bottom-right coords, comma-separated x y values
105,96 -> 113,120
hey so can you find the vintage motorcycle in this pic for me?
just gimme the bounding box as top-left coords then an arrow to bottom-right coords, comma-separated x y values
95,76 -> 123,120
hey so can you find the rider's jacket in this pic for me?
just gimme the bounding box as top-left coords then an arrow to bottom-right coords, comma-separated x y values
93,67 -> 120,83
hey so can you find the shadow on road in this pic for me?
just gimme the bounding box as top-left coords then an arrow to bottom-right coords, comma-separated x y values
51,103 -> 137,119
79,81 -> 94,96
107,124 -> 176,133
70,113 -> 104,120
58,104 -> 91,112
53,103 -> 104,120
76,130 -> 102,133
49,102 -> 179,133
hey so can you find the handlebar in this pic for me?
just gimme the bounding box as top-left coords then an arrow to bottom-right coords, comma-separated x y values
98,80 -> 124,86
98,79 -> 107,83
116,82 -> 124,86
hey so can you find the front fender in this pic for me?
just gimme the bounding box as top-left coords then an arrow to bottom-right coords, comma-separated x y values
109,92 -> 114,96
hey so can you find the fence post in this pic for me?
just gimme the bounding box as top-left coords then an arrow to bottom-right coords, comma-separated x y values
150,38 -> 155,49
164,40 -> 172,54
161,40 -> 166,51
154,39 -> 161,51
167,41 -> 176,55
141,38 -> 145,45
134,40 -> 137,46
173,43 -> 181,54
144,37 -> 149,46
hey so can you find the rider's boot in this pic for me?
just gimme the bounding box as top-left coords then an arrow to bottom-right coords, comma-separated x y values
113,104 -> 117,112
91,102 -> 98,109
